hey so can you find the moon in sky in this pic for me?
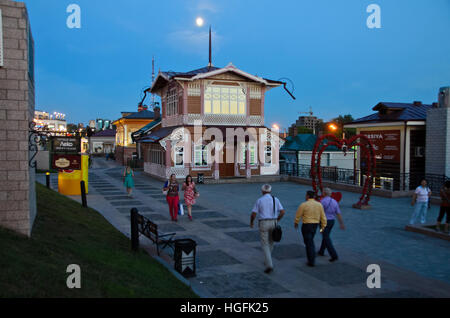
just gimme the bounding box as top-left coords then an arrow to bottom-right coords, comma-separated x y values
196,17 -> 204,27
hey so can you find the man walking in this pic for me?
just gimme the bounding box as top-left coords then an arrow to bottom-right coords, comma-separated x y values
318,188 -> 345,262
250,184 -> 285,274
294,191 -> 327,267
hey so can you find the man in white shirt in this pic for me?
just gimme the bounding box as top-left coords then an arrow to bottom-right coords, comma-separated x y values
250,184 -> 285,274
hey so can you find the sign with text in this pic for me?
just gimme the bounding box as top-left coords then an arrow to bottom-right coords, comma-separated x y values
52,154 -> 82,170
52,137 -> 80,153
360,130 -> 401,162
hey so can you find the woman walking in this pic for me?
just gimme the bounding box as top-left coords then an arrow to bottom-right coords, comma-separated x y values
123,166 -> 135,197
410,179 -> 432,225
182,175 -> 198,221
436,181 -> 450,233
163,174 -> 180,222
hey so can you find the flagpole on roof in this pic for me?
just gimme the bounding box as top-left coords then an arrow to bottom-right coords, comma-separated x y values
208,25 -> 212,70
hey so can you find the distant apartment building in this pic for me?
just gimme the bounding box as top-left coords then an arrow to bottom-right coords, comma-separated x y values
288,115 -> 323,136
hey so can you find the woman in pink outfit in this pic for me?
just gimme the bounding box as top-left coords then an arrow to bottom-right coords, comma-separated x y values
182,175 -> 198,221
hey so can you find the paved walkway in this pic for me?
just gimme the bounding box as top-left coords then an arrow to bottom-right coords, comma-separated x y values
37,158 -> 450,298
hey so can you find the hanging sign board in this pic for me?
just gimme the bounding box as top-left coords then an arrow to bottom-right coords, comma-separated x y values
52,154 -> 82,170
52,137 -> 81,153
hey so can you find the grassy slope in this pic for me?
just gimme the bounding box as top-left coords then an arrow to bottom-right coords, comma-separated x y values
0,183 -> 198,298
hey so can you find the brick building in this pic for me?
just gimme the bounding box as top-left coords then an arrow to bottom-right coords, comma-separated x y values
0,0 -> 36,236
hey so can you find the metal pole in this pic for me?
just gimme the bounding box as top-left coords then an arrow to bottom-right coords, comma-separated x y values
46,172 -> 50,189
130,208 -> 139,252
80,180 -> 87,208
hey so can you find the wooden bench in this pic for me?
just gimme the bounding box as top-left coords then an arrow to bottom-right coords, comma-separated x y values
136,214 -> 176,256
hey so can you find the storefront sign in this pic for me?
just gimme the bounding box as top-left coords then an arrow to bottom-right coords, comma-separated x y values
360,130 -> 400,162
52,154 -> 81,170
52,137 -> 80,153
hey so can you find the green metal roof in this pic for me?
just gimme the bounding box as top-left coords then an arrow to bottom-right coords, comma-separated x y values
281,134 -> 340,151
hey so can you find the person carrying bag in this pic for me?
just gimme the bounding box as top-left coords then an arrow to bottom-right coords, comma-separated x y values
250,184 -> 286,274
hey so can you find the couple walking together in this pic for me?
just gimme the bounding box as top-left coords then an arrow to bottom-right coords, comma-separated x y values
163,174 -> 199,222
251,185 -> 345,274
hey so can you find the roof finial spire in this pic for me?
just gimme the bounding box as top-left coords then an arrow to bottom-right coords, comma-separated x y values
208,25 -> 213,69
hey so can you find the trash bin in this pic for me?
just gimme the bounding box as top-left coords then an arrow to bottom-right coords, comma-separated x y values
174,239 -> 197,278
197,173 -> 204,184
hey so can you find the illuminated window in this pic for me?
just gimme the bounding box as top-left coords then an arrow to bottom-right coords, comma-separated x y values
204,85 -> 246,115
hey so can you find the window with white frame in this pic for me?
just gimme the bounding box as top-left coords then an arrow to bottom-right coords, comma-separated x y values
264,145 -> 272,165
194,144 -> 208,167
240,143 -> 257,165
174,146 -> 184,167
204,85 -> 246,115
166,88 -> 178,116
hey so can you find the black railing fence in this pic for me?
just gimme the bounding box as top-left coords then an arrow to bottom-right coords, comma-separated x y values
280,163 -> 449,193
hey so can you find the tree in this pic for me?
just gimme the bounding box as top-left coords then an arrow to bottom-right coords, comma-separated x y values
296,126 -> 313,134
329,114 -> 357,138
66,123 -> 78,132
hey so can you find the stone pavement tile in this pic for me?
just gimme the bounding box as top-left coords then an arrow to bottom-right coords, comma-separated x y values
117,206 -> 154,214
199,271 -> 290,298
94,191 -> 124,196
271,243 -> 306,260
149,194 -> 164,199
109,200 -> 144,206
191,211 -> 227,219
298,262 -> 367,287
141,213 -> 169,221
225,230 -> 260,242
157,223 -> 186,233
202,219 -> 248,229
197,250 -> 242,268
175,235 -> 210,246
104,196 -> 135,201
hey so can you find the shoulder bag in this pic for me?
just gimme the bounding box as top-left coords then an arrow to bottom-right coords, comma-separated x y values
271,195 -> 282,242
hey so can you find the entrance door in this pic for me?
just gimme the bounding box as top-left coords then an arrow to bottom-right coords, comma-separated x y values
219,144 -> 235,177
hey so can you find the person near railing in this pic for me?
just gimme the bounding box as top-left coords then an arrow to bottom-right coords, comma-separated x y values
436,181 -> 450,234
318,188 -> 346,262
409,179 -> 432,225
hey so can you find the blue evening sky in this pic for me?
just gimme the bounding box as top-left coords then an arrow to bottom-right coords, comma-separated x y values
23,0 -> 450,130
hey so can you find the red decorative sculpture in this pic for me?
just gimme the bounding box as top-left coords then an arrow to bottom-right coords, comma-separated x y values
310,134 -> 377,209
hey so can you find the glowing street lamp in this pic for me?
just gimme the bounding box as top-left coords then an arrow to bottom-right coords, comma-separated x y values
328,123 -> 338,132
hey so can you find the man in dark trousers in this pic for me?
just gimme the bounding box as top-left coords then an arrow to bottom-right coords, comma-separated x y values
294,191 -> 327,267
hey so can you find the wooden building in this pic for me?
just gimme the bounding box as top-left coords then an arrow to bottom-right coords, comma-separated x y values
112,110 -> 156,165
134,63 -> 285,180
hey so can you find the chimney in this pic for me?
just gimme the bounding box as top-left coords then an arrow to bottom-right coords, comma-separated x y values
432,102 -> 439,108
153,106 -> 161,120
413,101 -> 422,106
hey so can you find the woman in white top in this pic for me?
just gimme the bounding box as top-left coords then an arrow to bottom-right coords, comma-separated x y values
409,179 -> 432,225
